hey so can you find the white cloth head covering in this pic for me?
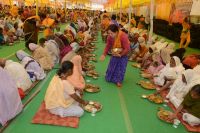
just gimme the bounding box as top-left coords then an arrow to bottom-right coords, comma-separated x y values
70,42 -> 80,52
160,43 -> 175,64
65,25 -> 76,38
16,50 -> 30,61
138,36 -> 145,43
193,65 -> 200,75
182,113 -> 200,126
167,43 -> 175,49
173,56 -> 181,66
154,56 -> 185,86
172,56 -> 185,74
152,35 -> 158,43
153,41 -> 168,52
21,56 -> 46,81
29,43 -> 39,51
183,69 -> 196,84
160,38 -> 165,43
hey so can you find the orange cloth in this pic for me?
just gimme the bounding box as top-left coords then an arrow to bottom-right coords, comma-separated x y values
18,88 -> 25,99
73,12 -> 78,22
24,15 -> 40,22
112,31 -> 123,49
183,55 -> 200,68
42,18 -> 55,37
101,18 -> 110,31
101,13 -> 109,20
138,45 -> 148,58
10,6 -> 18,17
76,32 -> 85,43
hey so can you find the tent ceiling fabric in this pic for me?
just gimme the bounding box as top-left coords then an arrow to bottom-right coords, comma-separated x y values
105,0 -> 193,10
57,0 -> 107,4
1,0 -> 107,6
105,0 -> 151,7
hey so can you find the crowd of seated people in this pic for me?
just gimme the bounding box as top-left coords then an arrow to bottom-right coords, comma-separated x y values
0,6 -> 99,126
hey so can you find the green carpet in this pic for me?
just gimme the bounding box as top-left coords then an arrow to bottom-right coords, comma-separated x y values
1,28 -> 200,133
0,24 -> 67,59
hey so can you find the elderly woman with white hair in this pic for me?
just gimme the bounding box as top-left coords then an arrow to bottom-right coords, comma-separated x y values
154,56 -> 185,86
29,43 -> 54,71
16,50 -> 46,82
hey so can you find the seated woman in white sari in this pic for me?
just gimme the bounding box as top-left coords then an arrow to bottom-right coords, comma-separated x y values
0,58 -> 32,92
16,50 -> 46,82
194,65 -> 200,75
29,43 -> 54,71
169,84 -> 200,126
39,38 -> 60,64
61,51 -> 85,91
45,61 -> 87,117
0,67 -> 23,126
166,69 -> 200,108
154,56 -> 185,86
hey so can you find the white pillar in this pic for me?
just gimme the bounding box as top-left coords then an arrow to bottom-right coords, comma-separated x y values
120,0 -> 122,23
64,0 -> 67,19
128,0 -> 132,34
36,0 -> 38,16
148,0 -> 154,45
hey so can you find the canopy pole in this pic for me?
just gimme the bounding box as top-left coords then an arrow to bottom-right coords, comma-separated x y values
148,0 -> 154,45
120,0 -> 122,23
128,0 -> 132,34
36,0 -> 38,16
9,0 -> 12,7
55,0 -> 57,14
64,0 -> 67,19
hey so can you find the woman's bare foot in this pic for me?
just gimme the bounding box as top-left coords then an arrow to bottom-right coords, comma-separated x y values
117,82 -> 122,88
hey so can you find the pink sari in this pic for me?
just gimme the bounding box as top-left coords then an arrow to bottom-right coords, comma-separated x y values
67,55 -> 85,90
